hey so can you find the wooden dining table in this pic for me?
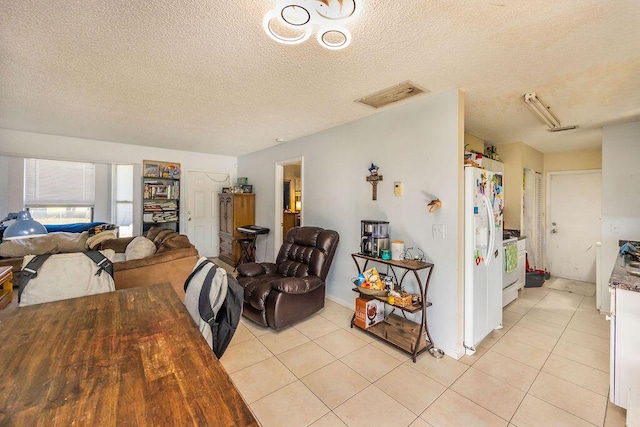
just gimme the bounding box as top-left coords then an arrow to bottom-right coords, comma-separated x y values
0,282 -> 258,426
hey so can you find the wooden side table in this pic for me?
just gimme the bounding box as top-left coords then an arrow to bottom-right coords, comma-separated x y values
0,266 -> 13,309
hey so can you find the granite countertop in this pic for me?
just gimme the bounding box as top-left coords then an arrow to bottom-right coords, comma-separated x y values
609,255 -> 640,293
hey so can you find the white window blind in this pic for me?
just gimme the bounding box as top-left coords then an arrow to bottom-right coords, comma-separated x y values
24,159 -> 95,206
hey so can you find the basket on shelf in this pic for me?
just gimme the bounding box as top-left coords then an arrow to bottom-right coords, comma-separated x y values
388,292 -> 413,307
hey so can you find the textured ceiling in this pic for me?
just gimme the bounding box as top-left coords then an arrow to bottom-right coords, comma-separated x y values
1,0 -> 639,156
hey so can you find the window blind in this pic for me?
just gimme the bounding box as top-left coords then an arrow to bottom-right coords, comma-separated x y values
24,159 -> 95,206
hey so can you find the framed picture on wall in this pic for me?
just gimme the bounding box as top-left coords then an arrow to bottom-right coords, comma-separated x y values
222,187 -> 231,193
241,185 -> 253,194
143,161 -> 160,178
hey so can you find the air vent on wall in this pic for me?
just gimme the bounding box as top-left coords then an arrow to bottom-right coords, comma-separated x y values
356,81 -> 428,109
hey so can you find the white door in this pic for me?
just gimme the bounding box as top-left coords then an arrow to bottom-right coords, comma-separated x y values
186,171 -> 226,258
546,171 -> 602,282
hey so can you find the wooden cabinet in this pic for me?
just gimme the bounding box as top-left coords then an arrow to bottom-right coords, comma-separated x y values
218,193 -> 255,265
283,212 -> 300,237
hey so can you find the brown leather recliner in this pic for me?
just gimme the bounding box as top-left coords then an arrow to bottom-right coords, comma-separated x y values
236,226 -> 339,330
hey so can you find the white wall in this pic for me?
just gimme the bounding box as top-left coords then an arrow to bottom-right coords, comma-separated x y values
0,128 -> 237,234
601,121 -> 640,312
238,89 -> 464,356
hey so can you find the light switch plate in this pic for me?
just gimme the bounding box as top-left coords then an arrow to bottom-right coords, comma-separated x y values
394,181 -> 403,196
433,224 -> 445,239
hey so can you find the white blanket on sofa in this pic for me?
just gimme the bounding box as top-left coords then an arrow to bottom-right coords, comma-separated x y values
19,249 -> 115,307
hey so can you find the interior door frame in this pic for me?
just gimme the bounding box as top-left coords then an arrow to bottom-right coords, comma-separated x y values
544,169 -> 602,277
274,157 -> 304,256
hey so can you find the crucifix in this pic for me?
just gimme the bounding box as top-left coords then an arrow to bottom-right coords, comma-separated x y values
366,163 -> 383,201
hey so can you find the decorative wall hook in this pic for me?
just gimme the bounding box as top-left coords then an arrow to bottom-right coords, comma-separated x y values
366,163 -> 383,200
427,199 -> 441,213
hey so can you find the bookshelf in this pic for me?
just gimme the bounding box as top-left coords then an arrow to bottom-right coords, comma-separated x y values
142,160 -> 181,232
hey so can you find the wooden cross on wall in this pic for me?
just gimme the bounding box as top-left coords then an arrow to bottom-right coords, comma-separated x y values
366,163 -> 383,200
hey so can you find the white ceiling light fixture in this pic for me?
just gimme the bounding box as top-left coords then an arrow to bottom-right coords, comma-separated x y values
263,0 -> 359,50
523,92 -> 577,132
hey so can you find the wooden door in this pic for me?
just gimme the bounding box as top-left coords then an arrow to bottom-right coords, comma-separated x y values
186,171 -> 221,258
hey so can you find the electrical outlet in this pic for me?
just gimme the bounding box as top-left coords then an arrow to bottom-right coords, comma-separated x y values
394,181 -> 403,196
433,224 -> 445,239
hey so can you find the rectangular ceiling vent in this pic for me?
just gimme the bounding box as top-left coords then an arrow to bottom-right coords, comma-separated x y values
356,81 -> 428,109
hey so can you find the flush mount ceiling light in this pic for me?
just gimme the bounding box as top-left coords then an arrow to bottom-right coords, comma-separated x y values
523,92 -> 577,132
263,0 -> 359,50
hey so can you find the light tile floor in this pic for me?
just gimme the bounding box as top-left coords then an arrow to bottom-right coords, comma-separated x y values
217,262 -> 627,427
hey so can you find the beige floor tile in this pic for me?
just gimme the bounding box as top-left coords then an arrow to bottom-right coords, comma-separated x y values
542,354 -> 610,396
230,356 -> 297,403
219,337 -> 273,373
240,317 -> 272,337
560,327 -> 609,354
502,325 -> 559,352
315,328 -> 368,359
408,418 -> 433,427
477,330 -> 503,349
535,290 -> 583,316
458,345 -> 489,366
375,364 -> 446,415
420,389 -> 508,427
258,326 -> 310,355
309,411 -> 347,427
451,367 -> 525,420
511,394 -> 595,427
277,341 -> 336,378
318,302 -> 354,328
250,381 -> 329,427
521,307 -> 572,328
228,322 -> 254,346
341,343 -> 402,382
504,297 -> 537,315
553,340 -> 609,372
529,371 -> 607,426
490,336 -> 550,369
604,400 -> 627,427
369,339 -> 412,362
519,286 -> 550,302
472,350 -> 539,392
567,312 -> 610,339
301,360 -> 369,409
343,323 -> 376,343
516,315 -> 566,338
494,310 -> 523,335
333,384 -> 417,427
579,295 -> 597,310
405,353 -> 468,387
294,314 -> 341,340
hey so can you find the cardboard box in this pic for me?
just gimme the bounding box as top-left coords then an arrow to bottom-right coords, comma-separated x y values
354,297 -> 385,329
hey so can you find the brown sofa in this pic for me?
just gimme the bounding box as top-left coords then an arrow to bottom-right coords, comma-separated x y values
98,227 -> 199,298
236,226 -> 339,330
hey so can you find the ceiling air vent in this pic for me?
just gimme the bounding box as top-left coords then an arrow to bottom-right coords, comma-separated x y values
356,81 -> 428,109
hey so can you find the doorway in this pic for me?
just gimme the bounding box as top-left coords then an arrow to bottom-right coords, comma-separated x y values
274,157 -> 303,254
185,171 -> 230,257
546,170 -> 602,282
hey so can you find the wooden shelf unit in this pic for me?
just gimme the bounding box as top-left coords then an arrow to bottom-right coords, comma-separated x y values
350,253 -> 435,362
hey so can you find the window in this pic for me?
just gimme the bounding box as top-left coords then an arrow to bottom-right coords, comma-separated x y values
113,164 -> 133,237
25,159 -> 95,225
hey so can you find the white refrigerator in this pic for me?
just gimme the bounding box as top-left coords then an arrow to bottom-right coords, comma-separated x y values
464,166 -> 504,355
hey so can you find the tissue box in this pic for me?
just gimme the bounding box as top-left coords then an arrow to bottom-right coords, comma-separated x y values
354,297 -> 385,329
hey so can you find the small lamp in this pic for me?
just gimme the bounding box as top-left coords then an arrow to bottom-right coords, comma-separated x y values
295,200 -> 302,211
1,210 -> 48,240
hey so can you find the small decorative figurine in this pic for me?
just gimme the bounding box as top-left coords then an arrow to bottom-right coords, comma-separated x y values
366,163 -> 383,200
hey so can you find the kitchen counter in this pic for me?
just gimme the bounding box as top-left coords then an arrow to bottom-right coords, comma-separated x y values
609,256 -> 640,292
609,240 -> 640,293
